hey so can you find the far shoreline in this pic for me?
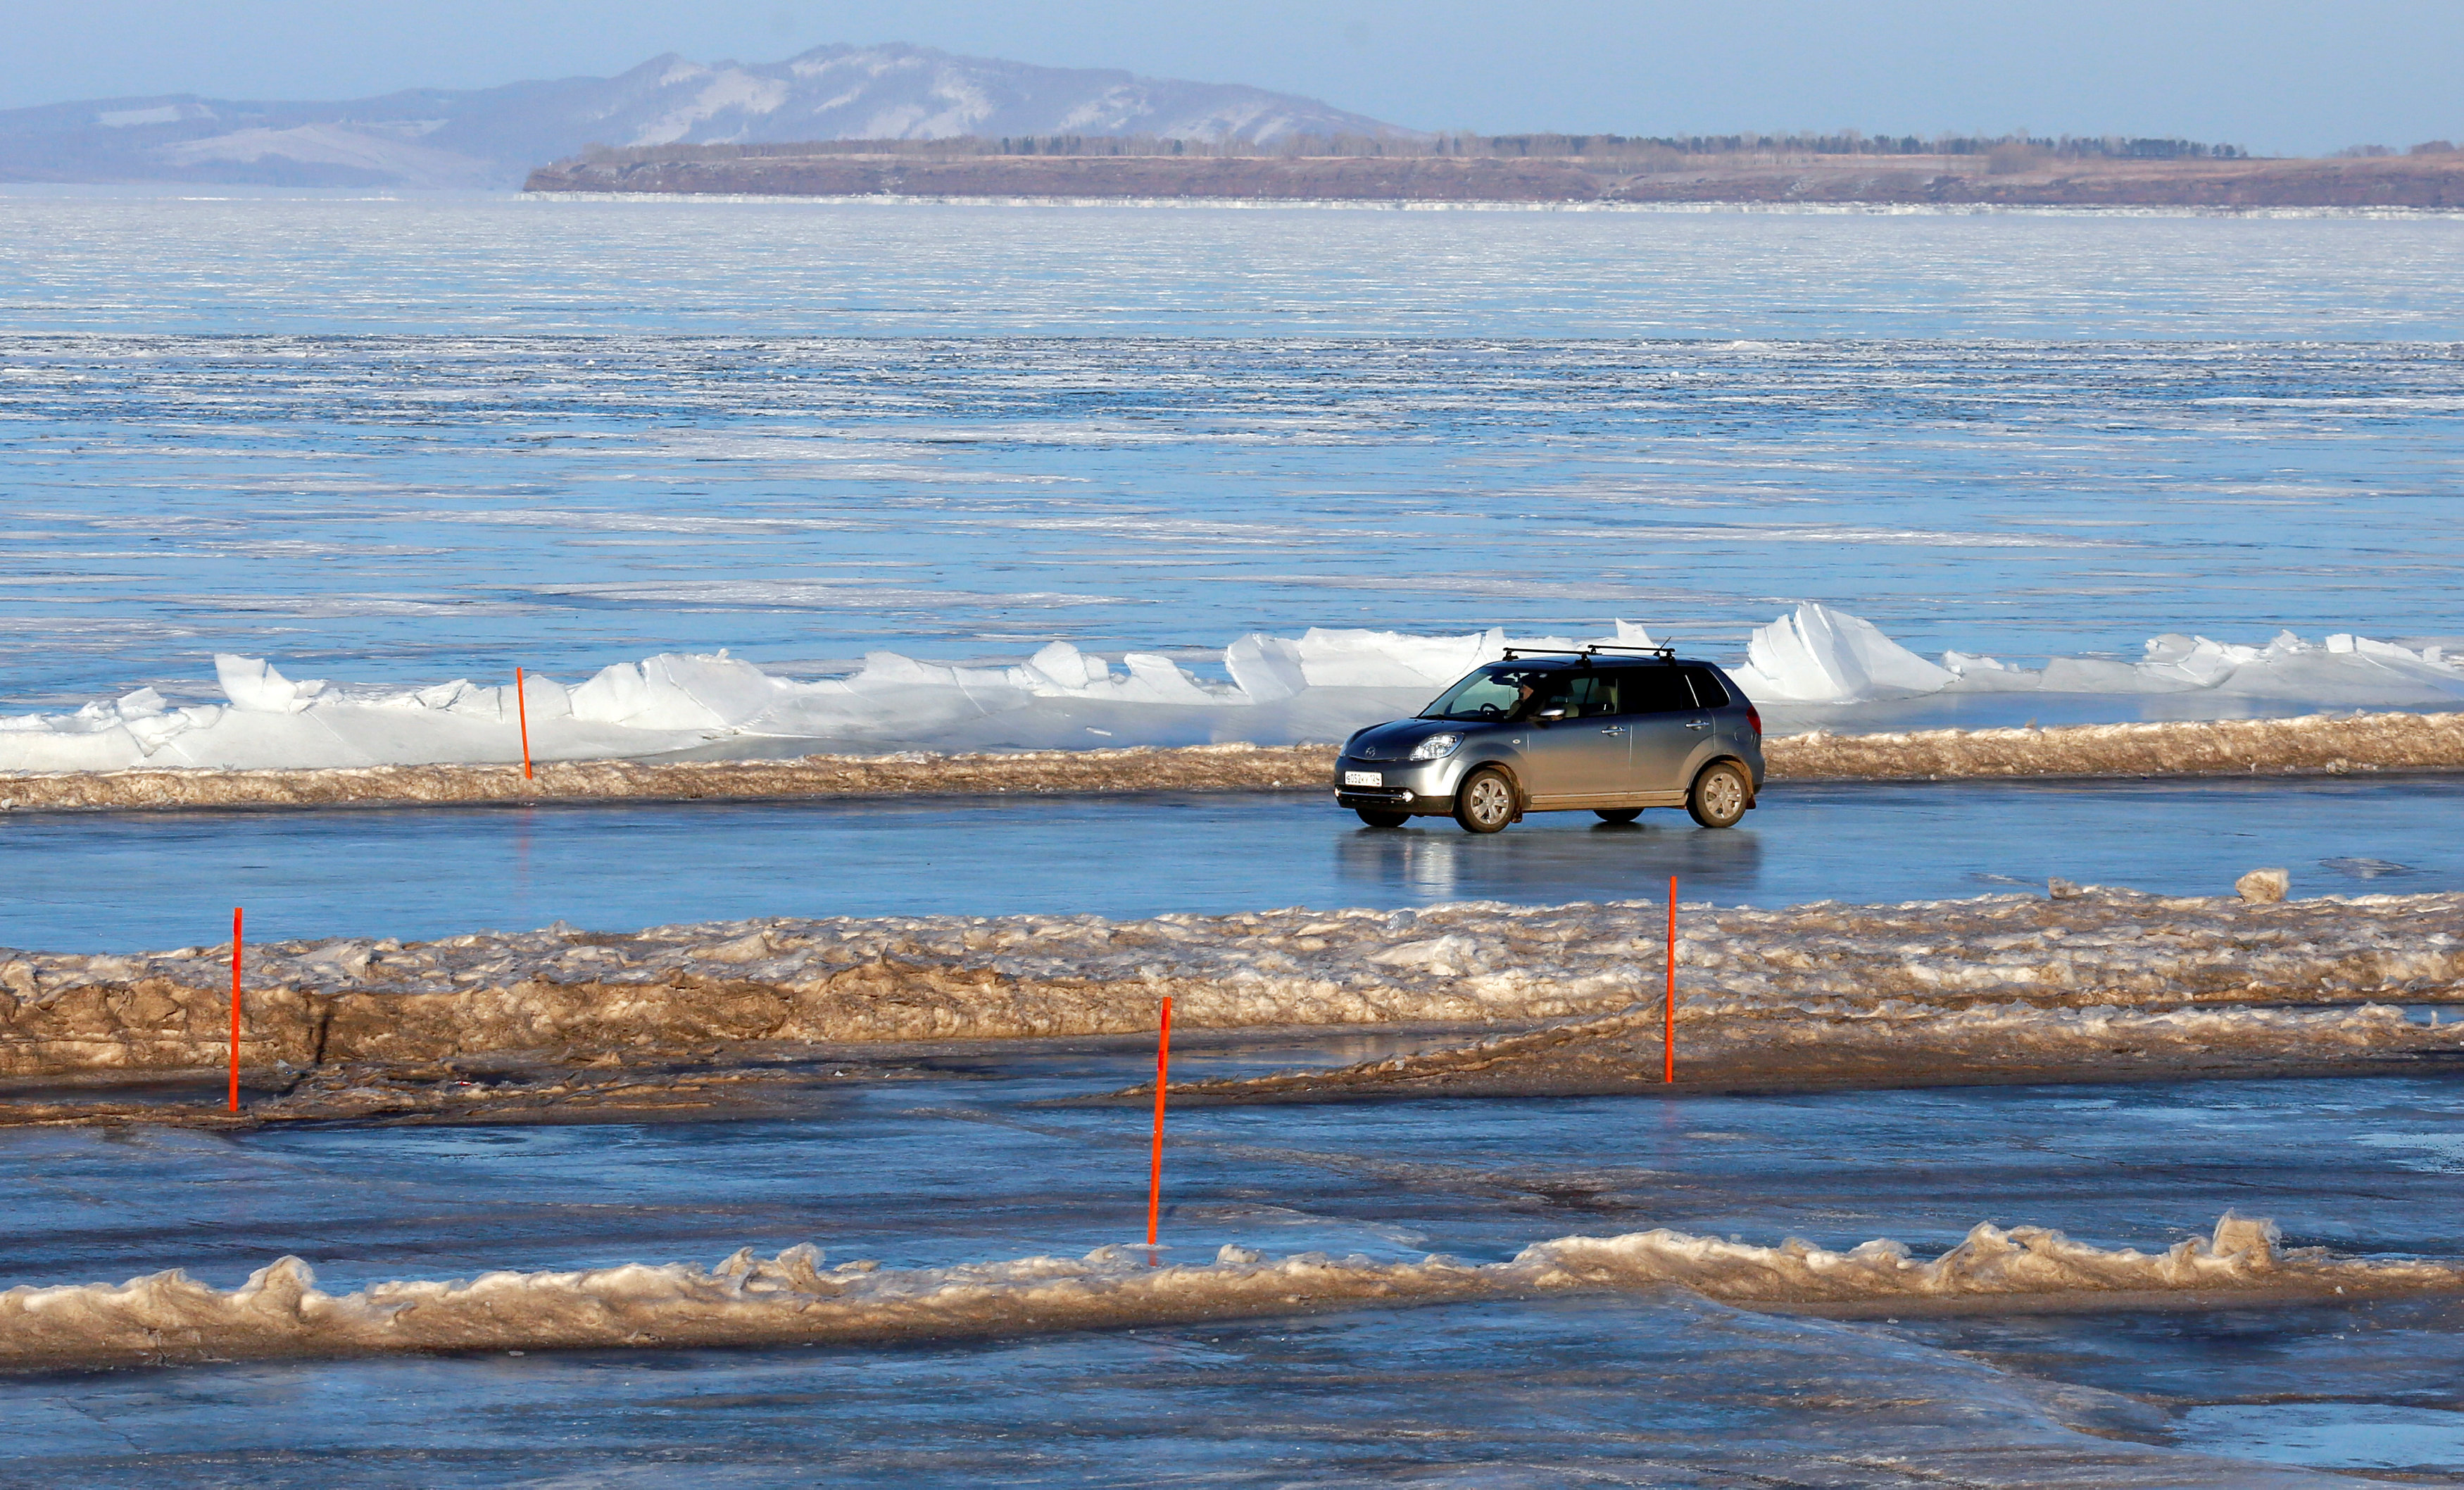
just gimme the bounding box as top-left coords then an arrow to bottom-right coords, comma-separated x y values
524,147 -> 2464,211
8,185 -> 2462,220
515,192 -> 2464,218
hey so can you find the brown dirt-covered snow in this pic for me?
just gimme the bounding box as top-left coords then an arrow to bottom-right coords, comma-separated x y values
2,1211 -> 2450,1370
0,742 -> 1328,813
1,889 -> 2458,1122
1768,709 -> 2464,781
1136,889 -> 2464,1103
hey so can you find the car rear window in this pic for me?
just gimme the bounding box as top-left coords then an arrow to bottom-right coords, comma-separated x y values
1616,668 -> 1695,714
1682,668 -> 1732,708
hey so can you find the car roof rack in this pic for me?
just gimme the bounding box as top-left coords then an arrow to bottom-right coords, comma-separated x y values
1497,643 -> 1680,662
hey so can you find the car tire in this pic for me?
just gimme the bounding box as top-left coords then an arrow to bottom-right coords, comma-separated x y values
1454,768 -> 1517,834
1354,808 -> 1411,829
1687,761 -> 1751,829
1593,808 -> 1642,824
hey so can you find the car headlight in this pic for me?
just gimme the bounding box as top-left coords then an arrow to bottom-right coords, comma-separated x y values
1408,732 -> 1462,761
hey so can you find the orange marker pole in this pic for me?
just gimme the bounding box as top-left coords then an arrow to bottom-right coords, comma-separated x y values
1146,996 -> 1174,1257
229,906 -> 244,1113
1664,876 -> 1677,1084
513,667 -> 534,781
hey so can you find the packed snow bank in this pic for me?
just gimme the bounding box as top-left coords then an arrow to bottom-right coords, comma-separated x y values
0,1213 -> 2444,1368
2,889 -> 2456,1085
7,608 -> 2460,773
0,629 -> 1507,772
1735,607 -> 2464,707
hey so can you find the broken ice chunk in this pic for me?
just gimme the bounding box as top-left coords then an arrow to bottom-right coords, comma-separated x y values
214,654 -> 326,713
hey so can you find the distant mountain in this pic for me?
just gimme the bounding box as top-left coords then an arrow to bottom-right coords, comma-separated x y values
0,43 -> 1419,189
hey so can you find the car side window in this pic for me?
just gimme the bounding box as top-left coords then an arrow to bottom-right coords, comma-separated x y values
1527,672 -> 1615,718
1618,668 -> 1694,714
1682,668 -> 1732,708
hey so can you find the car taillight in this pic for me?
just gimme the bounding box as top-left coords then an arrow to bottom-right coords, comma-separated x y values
1745,703 -> 1762,737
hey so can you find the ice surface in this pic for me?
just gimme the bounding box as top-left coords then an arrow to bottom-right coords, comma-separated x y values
13,266 -> 2464,792
0,1211 -> 2444,1369
6,607 -> 2460,774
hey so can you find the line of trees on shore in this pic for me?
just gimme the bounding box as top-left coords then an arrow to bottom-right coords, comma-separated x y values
571,131 -> 2255,167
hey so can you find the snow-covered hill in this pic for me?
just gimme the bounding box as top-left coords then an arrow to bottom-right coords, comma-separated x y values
0,43 -> 1419,188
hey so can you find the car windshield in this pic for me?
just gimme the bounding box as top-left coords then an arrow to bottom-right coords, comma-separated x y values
1419,665 -> 1566,722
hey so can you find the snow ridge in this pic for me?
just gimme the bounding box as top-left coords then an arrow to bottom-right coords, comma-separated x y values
0,1213 -> 2439,1369
7,607 -> 2461,773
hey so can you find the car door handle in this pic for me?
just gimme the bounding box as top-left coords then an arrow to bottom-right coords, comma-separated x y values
1599,726 -> 1625,736
1685,719 -> 1713,730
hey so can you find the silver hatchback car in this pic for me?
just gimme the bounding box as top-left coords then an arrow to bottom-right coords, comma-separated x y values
1332,646 -> 1765,833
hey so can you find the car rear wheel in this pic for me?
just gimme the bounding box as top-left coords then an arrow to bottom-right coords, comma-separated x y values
1454,769 -> 1516,834
1354,808 -> 1411,828
1687,761 -> 1751,829
1592,808 -> 1642,824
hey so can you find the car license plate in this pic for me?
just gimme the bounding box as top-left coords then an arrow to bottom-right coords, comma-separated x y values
1343,770 -> 1381,787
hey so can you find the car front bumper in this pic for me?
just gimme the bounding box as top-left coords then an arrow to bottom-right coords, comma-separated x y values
1332,755 -> 1464,813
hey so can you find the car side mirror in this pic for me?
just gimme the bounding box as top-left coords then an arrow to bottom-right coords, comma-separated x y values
1534,706 -> 1568,722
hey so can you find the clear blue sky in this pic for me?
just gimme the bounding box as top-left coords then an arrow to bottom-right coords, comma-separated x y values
5,0 -> 2457,156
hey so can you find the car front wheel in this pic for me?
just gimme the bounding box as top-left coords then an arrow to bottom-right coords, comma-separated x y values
1687,761 -> 1751,829
1454,769 -> 1517,834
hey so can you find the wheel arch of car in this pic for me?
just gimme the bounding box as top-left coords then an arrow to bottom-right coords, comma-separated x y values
1696,752 -> 1758,803
1459,756 -> 1528,806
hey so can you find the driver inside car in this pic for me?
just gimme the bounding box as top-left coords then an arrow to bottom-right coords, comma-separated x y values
1515,678 -> 1575,721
